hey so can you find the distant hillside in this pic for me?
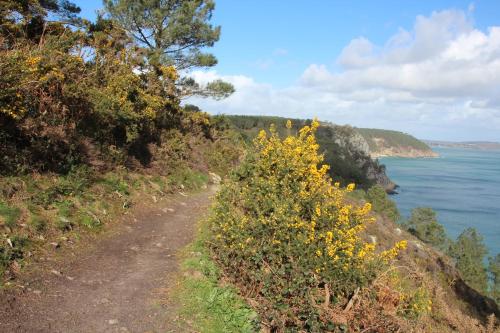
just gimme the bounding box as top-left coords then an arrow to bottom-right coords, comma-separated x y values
219,115 -> 397,192
357,128 -> 438,158
425,140 -> 500,150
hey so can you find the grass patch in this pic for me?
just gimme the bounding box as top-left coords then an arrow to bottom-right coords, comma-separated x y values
0,201 -> 21,228
0,166 -> 213,283
173,221 -> 259,333
168,168 -> 209,190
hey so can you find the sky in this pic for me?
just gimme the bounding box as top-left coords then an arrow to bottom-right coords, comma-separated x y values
74,0 -> 500,141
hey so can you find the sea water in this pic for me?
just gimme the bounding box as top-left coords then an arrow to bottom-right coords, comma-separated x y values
380,147 -> 500,256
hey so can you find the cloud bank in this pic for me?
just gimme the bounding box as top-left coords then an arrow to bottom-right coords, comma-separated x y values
188,9 -> 500,141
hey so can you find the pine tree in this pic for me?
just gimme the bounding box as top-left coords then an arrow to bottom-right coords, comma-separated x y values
448,228 -> 488,293
404,207 -> 448,250
104,0 -> 234,99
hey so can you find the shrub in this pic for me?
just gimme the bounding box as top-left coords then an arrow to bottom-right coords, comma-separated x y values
365,185 -> 400,222
403,207 -> 449,250
489,254 -> 500,304
448,228 -> 488,293
209,120 -> 405,330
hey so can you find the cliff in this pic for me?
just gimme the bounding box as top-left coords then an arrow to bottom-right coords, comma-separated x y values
357,128 -> 438,158
219,115 -> 397,192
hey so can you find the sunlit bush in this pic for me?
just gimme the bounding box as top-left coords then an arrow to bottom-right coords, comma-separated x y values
209,120 -> 406,330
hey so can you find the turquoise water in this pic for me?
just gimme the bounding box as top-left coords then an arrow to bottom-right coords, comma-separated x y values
380,147 -> 500,256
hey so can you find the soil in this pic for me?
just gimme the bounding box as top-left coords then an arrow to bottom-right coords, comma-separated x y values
0,186 -> 216,333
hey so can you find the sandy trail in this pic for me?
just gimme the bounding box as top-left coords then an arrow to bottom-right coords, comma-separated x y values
0,187 -> 215,333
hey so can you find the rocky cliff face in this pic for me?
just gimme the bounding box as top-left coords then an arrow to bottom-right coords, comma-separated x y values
317,124 -> 397,192
368,140 -> 439,158
357,128 -> 438,158
222,115 -> 399,192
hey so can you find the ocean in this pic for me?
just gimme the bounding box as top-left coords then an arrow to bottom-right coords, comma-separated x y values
380,147 -> 500,256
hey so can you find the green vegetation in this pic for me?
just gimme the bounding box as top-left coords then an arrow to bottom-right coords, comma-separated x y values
365,185 -> 400,222
0,0 -> 242,281
0,0 -> 234,175
209,121 -> 407,331
357,128 -> 432,152
0,201 -> 21,229
448,228 -> 489,294
104,0 -> 234,99
173,221 -> 259,333
221,115 -> 389,189
399,206 -> 499,304
403,207 -> 449,250
1,2 -> 498,331
489,254 -> 500,304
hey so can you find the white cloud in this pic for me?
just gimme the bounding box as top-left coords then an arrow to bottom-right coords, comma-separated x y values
188,9 -> 500,141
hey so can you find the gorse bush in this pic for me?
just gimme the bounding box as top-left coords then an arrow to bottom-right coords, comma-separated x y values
209,120 -> 406,330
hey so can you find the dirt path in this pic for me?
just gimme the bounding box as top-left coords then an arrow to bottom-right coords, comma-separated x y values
0,186 -> 216,333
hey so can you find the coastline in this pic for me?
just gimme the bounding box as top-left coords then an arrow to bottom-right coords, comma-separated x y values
371,150 -> 439,159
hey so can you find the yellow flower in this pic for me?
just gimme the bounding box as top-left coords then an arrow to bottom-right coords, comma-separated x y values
286,120 -> 292,129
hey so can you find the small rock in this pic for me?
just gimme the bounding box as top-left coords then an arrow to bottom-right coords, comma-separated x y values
413,241 -> 423,249
51,269 -> 63,277
179,192 -> 188,197
66,276 -> 75,281
50,242 -> 60,249
108,319 -> 119,325
395,228 -> 402,235
33,290 -> 42,295
369,235 -> 377,244
209,172 -> 222,185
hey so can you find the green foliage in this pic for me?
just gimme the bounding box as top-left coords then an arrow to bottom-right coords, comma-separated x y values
365,185 -> 400,222
403,207 -> 449,250
0,201 -> 21,228
104,0 -> 234,98
222,115 -> 386,189
28,213 -> 47,232
357,128 -> 431,152
488,254 -> 500,304
448,228 -> 489,293
174,223 -> 259,333
0,0 -> 233,175
209,121 -> 404,330
167,169 -> 209,190
0,235 -> 30,278
398,287 -> 433,319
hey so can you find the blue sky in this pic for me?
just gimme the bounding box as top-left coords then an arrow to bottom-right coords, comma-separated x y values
74,1 -> 500,141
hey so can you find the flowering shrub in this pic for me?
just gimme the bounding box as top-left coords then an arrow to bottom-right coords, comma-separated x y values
209,120 -> 405,330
